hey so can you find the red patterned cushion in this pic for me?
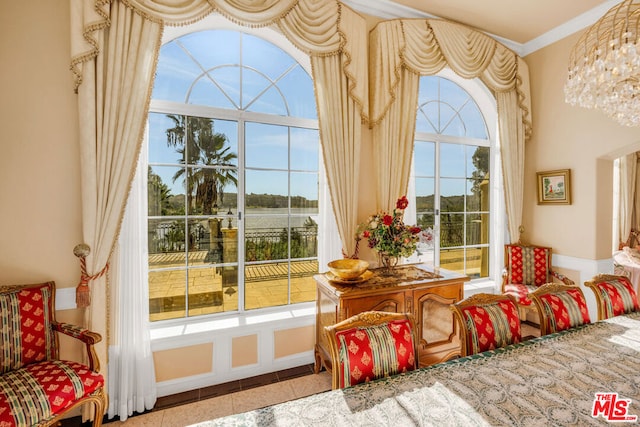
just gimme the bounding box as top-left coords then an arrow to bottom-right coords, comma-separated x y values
506,245 -> 551,287
459,298 -> 522,355
0,360 -> 104,426
334,319 -> 416,388
593,277 -> 640,318
503,283 -> 537,306
537,289 -> 591,333
0,283 -> 57,374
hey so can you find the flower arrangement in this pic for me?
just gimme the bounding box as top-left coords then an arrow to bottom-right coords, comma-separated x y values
356,196 -> 434,268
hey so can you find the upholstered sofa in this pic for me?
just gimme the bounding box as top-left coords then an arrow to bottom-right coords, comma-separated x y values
0,281 -> 106,426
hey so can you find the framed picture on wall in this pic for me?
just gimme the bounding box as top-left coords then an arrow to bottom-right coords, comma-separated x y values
537,169 -> 571,205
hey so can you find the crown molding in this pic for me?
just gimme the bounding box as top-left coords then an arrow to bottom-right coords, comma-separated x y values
342,0 -> 622,58
521,0 -> 621,56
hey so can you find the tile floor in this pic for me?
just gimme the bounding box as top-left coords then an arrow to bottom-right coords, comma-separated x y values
65,323 -> 540,426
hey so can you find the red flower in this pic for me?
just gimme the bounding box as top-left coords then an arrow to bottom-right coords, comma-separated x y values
410,226 -> 421,234
363,230 -> 370,238
396,196 -> 409,210
383,215 -> 393,226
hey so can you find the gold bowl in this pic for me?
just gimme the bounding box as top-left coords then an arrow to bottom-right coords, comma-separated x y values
327,259 -> 369,280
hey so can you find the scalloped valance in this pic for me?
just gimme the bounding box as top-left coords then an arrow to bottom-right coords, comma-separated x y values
71,0 -> 368,121
369,19 -> 531,242
369,19 -> 531,140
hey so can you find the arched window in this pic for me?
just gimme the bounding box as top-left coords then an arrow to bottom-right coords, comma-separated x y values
147,18 -> 322,321
410,69 -> 498,280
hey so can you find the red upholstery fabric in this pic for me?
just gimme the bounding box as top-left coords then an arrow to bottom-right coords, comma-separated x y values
0,283 -> 57,374
458,298 -> 522,355
592,277 -> 639,318
334,319 -> 416,388
537,289 -> 590,333
0,360 -> 104,426
504,245 -> 552,305
503,283 -> 537,306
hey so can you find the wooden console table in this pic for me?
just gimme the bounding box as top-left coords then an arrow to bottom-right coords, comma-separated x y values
314,264 -> 469,373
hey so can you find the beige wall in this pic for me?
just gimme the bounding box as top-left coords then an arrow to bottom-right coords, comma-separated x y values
524,32 -> 640,260
0,1 -> 81,287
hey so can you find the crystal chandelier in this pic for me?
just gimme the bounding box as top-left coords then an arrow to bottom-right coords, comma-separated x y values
564,0 -> 640,126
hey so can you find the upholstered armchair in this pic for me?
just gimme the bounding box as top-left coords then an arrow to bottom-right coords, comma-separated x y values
0,281 -> 106,427
585,274 -> 640,320
324,311 -> 418,389
450,293 -> 522,357
529,283 -> 591,335
502,243 -> 575,312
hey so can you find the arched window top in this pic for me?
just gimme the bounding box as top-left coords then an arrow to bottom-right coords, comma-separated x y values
153,29 -> 317,120
416,76 -> 488,140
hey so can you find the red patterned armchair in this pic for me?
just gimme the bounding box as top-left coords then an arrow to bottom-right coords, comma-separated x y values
502,244 -> 575,311
324,311 -> 418,389
529,283 -> 591,335
0,282 -> 106,427
450,293 -> 522,357
585,274 -> 640,321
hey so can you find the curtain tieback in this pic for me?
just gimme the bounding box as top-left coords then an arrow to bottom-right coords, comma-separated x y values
73,243 -> 109,308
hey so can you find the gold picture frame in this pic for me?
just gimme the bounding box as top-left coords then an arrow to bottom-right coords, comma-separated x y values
537,169 -> 571,205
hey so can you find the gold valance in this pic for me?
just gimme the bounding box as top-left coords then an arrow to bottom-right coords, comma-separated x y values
369,19 -> 531,140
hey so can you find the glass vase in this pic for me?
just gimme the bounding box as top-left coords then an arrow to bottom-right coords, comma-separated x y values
378,252 -> 398,276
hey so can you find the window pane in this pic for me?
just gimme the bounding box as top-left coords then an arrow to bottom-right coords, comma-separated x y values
414,141 -> 435,176
467,178 -> 489,212
245,123 -> 288,170
290,128 -> 319,172
415,177 -> 435,212
279,67 -> 317,119
243,34 -> 295,79
148,219 -> 187,255
441,143 -> 466,177
460,102 -> 488,139
149,269 -> 186,321
440,111 -> 466,137
243,70 -> 287,115
153,44 -> 203,103
466,213 -> 489,245
245,263 -> 289,309
245,215 -> 289,262
245,170 -> 288,211
189,73 -> 238,109
186,166 -> 238,215
439,248 -> 464,275
148,166 -> 185,216
441,178 -> 465,211
416,102 -> 438,133
441,213 -> 463,248
187,266 -> 235,316
149,113 -> 184,164
291,172 -> 318,214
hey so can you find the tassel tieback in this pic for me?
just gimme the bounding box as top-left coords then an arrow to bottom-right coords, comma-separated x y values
73,244 -> 109,308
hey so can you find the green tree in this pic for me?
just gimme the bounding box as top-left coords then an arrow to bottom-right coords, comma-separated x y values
147,166 -> 172,216
165,115 -> 238,215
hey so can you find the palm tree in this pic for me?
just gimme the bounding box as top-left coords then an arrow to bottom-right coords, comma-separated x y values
165,115 -> 238,215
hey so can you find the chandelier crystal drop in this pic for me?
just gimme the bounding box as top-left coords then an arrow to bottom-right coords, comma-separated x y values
564,0 -> 640,126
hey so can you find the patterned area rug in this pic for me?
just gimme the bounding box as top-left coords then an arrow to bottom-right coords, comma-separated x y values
201,313 -> 640,426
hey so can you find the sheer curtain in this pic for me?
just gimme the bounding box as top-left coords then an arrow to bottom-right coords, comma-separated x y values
108,142 -> 157,422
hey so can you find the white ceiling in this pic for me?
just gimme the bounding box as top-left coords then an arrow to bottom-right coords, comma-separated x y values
343,0 -> 622,56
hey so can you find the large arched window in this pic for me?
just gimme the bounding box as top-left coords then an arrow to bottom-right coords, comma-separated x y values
410,70 -> 498,280
147,18 -> 322,321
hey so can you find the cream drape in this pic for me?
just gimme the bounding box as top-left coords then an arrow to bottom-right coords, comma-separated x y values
369,19 -> 532,242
